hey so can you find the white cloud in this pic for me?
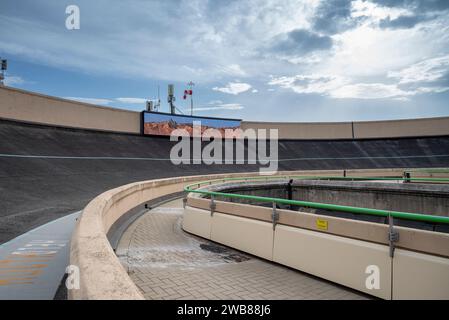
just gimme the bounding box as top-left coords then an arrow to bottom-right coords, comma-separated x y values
268,74 -> 426,100
116,97 -> 147,104
213,82 -> 252,95
351,0 -> 410,22
208,100 -> 223,104
191,103 -> 244,111
388,55 -> 449,84
3,75 -> 25,86
0,1 -> 322,83
252,89 -> 258,93
268,74 -> 348,94
64,97 -> 112,105
218,64 -> 247,77
1,1 -> 449,119
416,86 -> 449,94
329,83 -> 413,99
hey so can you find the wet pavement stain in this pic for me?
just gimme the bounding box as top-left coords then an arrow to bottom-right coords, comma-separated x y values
199,244 -> 250,263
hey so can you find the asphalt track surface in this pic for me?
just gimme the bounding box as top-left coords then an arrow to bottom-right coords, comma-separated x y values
1,119 -> 449,244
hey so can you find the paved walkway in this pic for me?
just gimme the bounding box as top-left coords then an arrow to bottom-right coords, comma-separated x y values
117,199 -> 369,300
0,212 -> 80,299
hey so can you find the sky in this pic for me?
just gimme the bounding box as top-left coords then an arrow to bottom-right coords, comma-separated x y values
1,0 -> 449,122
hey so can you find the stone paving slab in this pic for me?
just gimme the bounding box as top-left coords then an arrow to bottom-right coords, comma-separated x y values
117,199 -> 370,300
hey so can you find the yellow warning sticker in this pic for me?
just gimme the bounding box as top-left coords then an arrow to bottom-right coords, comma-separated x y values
316,219 -> 328,231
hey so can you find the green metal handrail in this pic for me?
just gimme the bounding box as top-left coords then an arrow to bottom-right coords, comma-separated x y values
184,175 -> 449,225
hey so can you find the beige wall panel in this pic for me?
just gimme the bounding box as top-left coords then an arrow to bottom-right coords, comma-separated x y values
211,213 -> 274,261
243,117 -> 449,140
241,121 -> 353,140
0,86 -> 140,133
273,225 -> 391,299
393,249 -> 449,300
182,206 -> 212,239
353,117 -> 449,139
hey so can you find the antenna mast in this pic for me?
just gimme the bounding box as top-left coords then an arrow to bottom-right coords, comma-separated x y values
0,58 -> 7,86
168,84 -> 176,114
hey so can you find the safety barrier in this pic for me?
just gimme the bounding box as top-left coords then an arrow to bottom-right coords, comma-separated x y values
183,176 -> 449,299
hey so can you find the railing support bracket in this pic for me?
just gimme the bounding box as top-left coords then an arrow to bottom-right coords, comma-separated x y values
388,214 -> 400,258
210,195 -> 216,217
272,202 -> 279,230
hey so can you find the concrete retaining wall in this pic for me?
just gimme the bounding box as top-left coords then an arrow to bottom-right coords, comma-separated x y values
240,121 -> 353,140
393,249 -> 449,299
2,86 -> 449,139
273,225 -> 392,299
0,86 -> 140,133
211,213 -> 274,260
242,118 -> 449,139
183,173 -> 449,300
183,203 -> 449,299
183,205 -> 391,299
353,117 -> 449,139
70,170 -> 313,300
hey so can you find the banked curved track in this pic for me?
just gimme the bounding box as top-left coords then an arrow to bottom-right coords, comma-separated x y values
1,118 -> 449,244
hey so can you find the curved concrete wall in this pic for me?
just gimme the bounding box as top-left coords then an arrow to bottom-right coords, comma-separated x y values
240,121 -> 353,139
353,117 -> 449,139
2,86 -> 449,139
70,170 -> 313,300
242,117 -> 449,139
0,86 -> 140,133
70,169 -> 449,299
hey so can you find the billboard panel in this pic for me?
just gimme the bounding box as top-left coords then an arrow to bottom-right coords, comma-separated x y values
142,111 -> 241,138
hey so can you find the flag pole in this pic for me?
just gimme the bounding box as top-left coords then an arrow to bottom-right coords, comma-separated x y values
187,81 -> 194,116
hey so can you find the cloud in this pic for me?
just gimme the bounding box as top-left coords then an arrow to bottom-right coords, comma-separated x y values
268,74 -> 348,94
351,0 -> 448,30
217,64 -> 247,77
329,83 -> 413,99
252,89 -> 258,93
213,82 -> 252,95
269,29 -> 333,56
268,72 -> 448,100
379,14 -> 428,29
0,0 -> 318,83
3,75 -> 25,86
208,100 -> 223,105
312,0 -> 356,35
190,103 -> 244,111
388,55 -> 449,84
116,97 -> 147,104
351,0 -> 411,22
416,86 -> 449,94
371,0 -> 449,12
2,0 -> 449,120
64,97 -> 112,105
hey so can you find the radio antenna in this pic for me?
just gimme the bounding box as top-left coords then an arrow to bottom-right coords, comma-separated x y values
156,85 -> 160,111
